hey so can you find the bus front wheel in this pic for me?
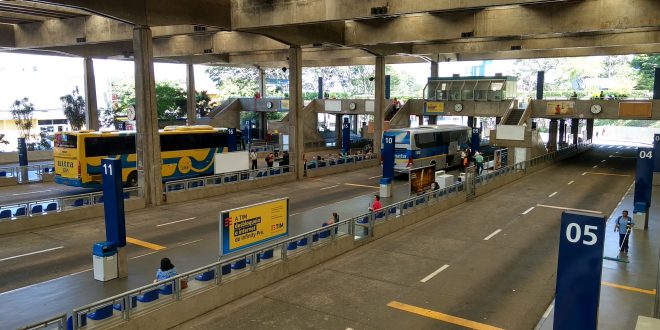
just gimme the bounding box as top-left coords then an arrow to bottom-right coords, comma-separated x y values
127,171 -> 138,187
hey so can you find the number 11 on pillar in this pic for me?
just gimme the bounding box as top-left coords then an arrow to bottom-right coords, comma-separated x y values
554,211 -> 605,330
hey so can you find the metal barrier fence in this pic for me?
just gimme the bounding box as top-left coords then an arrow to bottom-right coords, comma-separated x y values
305,153 -> 377,170
0,163 -> 55,184
163,165 -> 294,193
17,313 -> 67,330
0,187 -> 141,221
304,138 -> 373,150
28,142 -> 591,329
67,181 -> 466,329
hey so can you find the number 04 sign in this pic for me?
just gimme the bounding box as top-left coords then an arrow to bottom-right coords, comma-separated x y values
553,211 -> 605,330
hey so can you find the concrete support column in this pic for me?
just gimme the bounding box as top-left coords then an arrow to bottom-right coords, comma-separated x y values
257,67 -> 265,97
548,119 -> 558,152
260,112 -> 267,139
558,119 -> 566,144
133,26 -> 163,206
318,77 -> 323,99
335,114 -> 342,142
186,64 -> 196,125
467,116 -> 475,128
536,71 -> 545,100
83,58 -> 99,131
288,46 -> 304,180
653,68 -> 660,100
430,61 -> 439,78
374,56 -> 385,153
586,118 -> 594,141
571,119 -> 579,145
417,115 -> 424,126
496,117 -> 501,125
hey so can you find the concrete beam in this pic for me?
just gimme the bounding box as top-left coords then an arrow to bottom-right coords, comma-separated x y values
230,0 -> 574,29
456,44 -> 660,61
0,24 -> 14,47
243,21 -> 345,46
345,0 -> 660,45
27,0 -> 231,27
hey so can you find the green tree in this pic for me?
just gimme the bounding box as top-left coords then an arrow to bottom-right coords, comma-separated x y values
111,81 -> 188,121
196,90 -> 213,117
206,66 -> 259,99
0,134 -> 9,146
10,98 -> 34,143
631,54 -> 660,90
60,87 -> 86,130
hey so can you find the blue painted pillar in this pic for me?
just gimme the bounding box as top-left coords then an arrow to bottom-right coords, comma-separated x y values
653,68 -> 660,100
244,120 -> 252,144
342,117 -> 351,155
102,158 -> 126,247
384,75 -> 391,100
536,71 -> 545,100
558,119 -> 566,144
380,132 -> 395,197
634,147 -> 653,210
227,128 -> 237,152
554,211 -> 605,330
471,127 -> 480,152
17,137 -> 28,166
318,77 -> 323,99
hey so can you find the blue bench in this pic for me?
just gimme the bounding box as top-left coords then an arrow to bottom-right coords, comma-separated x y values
0,171 -> 6,177
137,289 -> 160,303
416,197 -> 426,206
375,210 -> 385,220
87,304 -> 113,320
67,315 -> 87,329
287,241 -> 298,251
159,284 -> 173,295
260,249 -> 274,260
14,207 -> 26,217
297,237 -> 308,247
231,258 -> 247,270
337,159 -> 345,165
113,296 -> 137,311
31,205 -> 43,214
0,209 -> 12,219
45,202 -> 57,212
270,168 -> 281,175
73,199 -> 85,207
221,264 -> 232,275
388,207 -> 397,216
195,269 -> 216,282
240,173 -> 250,180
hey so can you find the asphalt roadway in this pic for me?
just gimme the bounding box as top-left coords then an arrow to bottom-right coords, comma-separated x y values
174,144 -> 638,330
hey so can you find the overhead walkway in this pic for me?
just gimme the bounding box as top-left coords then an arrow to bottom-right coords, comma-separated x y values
7,143 -> 598,329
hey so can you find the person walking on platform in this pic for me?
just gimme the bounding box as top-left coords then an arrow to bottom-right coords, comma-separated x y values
474,152 -> 484,175
615,210 -> 634,253
250,149 -> 258,170
266,152 -> 274,168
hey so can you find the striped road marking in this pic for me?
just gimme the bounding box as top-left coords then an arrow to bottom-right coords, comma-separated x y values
369,175 -> 381,179
320,185 -> 340,190
0,246 -> 64,262
536,204 -> 602,214
548,192 -> 558,198
126,237 -> 166,251
601,281 -> 656,295
522,206 -> 535,215
568,181 -> 574,185
483,229 -> 502,241
344,183 -> 379,189
157,217 -> 196,227
582,172 -> 631,177
420,264 -> 449,283
387,301 -> 504,330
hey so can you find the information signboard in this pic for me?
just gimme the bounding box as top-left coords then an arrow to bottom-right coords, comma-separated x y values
101,158 -> 126,247
634,147 -> 653,209
219,198 -> 289,256
553,211 -> 605,330
409,164 -> 435,195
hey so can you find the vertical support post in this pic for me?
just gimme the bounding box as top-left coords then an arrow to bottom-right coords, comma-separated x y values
467,116 -> 475,128
101,158 -> 127,277
385,75 -> 391,100
318,77 -> 323,99
335,114 -> 342,144
260,112 -> 267,140
133,26 -> 163,206
186,63 -> 196,125
342,117 -> 351,155
430,61 -> 439,78
83,57 -> 99,131
374,56 -> 385,153
496,117 -> 501,125
586,118 -> 594,142
548,119 -> 558,152
571,119 -> 579,145
427,116 -> 437,125
288,46 -> 304,180
558,119 -> 566,144
258,66 -> 265,97
653,68 -> 660,100
536,71 -> 545,100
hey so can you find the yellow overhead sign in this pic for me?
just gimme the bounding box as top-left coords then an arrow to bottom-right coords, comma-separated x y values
424,102 -> 445,114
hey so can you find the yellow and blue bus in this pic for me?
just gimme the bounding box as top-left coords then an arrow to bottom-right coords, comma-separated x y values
385,125 -> 470,173
53,125 -> 241,188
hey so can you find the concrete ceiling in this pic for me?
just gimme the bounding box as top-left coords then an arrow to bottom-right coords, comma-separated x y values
0,0 -> 658,67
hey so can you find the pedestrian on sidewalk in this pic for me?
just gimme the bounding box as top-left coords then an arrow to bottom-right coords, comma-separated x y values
474,152 -> 484,175
250,149 -> 258,170
614,210 -> 634,253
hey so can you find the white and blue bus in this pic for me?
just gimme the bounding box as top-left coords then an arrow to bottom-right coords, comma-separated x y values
384,125 -> 471,173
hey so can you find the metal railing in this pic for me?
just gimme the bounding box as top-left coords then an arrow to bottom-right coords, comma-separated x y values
0,163 -> 55,184
163,165 -> 294,193
0,187 -> 141,222
305,153 -> 377,170
29,142 -> 591,329
17,313 -> 67,330
67,181 -> 466,329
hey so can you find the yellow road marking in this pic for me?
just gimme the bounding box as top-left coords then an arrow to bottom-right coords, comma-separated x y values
583,172 -> 631,177
344,183 -> 379,189
387,301 -> 504,330
601,281 -> 656,295
126,237 -> 166,251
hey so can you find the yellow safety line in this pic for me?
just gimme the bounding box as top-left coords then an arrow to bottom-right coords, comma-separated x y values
126,237 -> 166,251
387,301 -> 505,330
601,281 -> 656,295
344,183 -> 380,189
583,172 -> 631,177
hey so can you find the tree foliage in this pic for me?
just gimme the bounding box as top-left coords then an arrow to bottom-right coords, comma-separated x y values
60,87 -> 86,131
631,54 -> 660,90
206,66 -> 259,99
110,81 -> 188,122
195,90 -> 213,117
10,98 -> 34,141
0,133 -> 9,145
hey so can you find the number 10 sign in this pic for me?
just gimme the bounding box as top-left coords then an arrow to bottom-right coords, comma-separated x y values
553,211 -> 605,330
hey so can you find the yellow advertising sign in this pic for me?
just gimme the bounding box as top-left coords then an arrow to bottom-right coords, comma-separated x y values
546,101 -> 575,115
424,101 -> 444,114
220,198 -> 288,255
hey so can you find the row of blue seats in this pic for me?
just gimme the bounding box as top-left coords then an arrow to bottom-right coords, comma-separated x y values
0,203 -> 58,219
306,156 -> 367,170
167,169 -> 285,191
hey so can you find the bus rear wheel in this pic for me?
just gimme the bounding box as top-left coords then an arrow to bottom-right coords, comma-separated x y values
126,171 -> 138,187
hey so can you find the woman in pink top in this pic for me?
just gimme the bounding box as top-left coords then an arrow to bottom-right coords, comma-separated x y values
369,195 -> 381,211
